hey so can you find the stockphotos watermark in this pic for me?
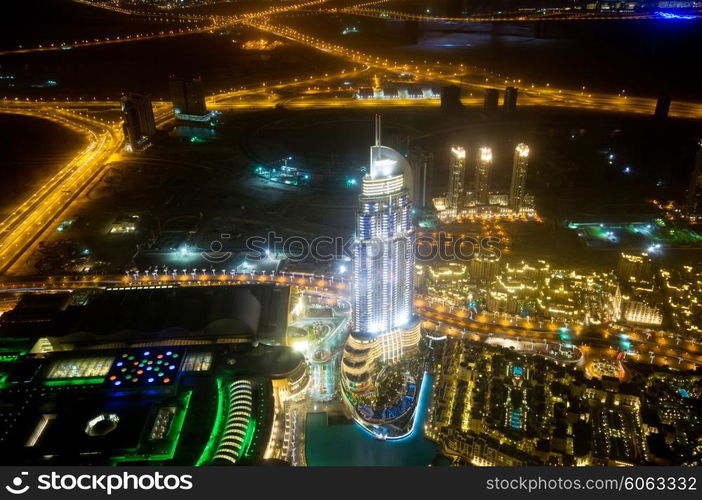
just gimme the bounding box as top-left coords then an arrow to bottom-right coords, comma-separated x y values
201,231 -> 502,264
3,471 -> 193,496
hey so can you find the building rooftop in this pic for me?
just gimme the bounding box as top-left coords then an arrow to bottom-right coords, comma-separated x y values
0,285 -> 289,348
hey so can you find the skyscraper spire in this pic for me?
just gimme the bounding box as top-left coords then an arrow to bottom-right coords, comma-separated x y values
375,113 -> 381,146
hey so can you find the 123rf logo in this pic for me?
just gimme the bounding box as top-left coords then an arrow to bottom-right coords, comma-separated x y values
4,472 -> 193,496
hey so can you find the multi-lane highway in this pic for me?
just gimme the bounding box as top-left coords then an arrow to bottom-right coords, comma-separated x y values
0,271 -> 700,371
0,0 -> 332,57
0,101 -> 172,275
0,108 -> 121,274
238,17 -> 702,119
5,0 -> 702,119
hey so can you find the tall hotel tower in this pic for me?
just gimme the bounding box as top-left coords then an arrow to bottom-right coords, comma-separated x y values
342,114 -> 421,394
447,146 -> 466,215
475,146 -> 492,205
509,143 -> 529,213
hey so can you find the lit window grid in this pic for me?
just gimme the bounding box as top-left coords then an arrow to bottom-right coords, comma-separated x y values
46,357 -> 114,379
182,352 -> 213,372
361,175 -> 404,197
353,190 -> 414,334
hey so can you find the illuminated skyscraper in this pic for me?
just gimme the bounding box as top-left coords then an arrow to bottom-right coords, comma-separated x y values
616,252 -> 653,283
120,92 -> 156,152
509,143 -> 529,213
685,140 -> 702,221
353,114 -> 415,335
475,147 -> 492,205
343,114 -> 420,393
447,146 -> 466,213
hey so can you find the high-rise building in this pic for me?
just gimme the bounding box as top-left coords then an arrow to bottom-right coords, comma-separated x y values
484,88 -> 499,113
469,253 -> 501,282
169,75 -> 207,118
616,253 -> 653,284
447,146 -> 466,213
504,86 -> 518,114
509,143 -> 529,213
475,147 -> 492,205
440,85 -> 462,112
342,114 -> 420,394
120,92 -> 156,152
685,140 -> 702,221
409,147 -> 434,210
654,93 -> 671,120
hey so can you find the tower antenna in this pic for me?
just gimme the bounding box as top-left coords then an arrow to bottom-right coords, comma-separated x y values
375,113 -> 381,146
